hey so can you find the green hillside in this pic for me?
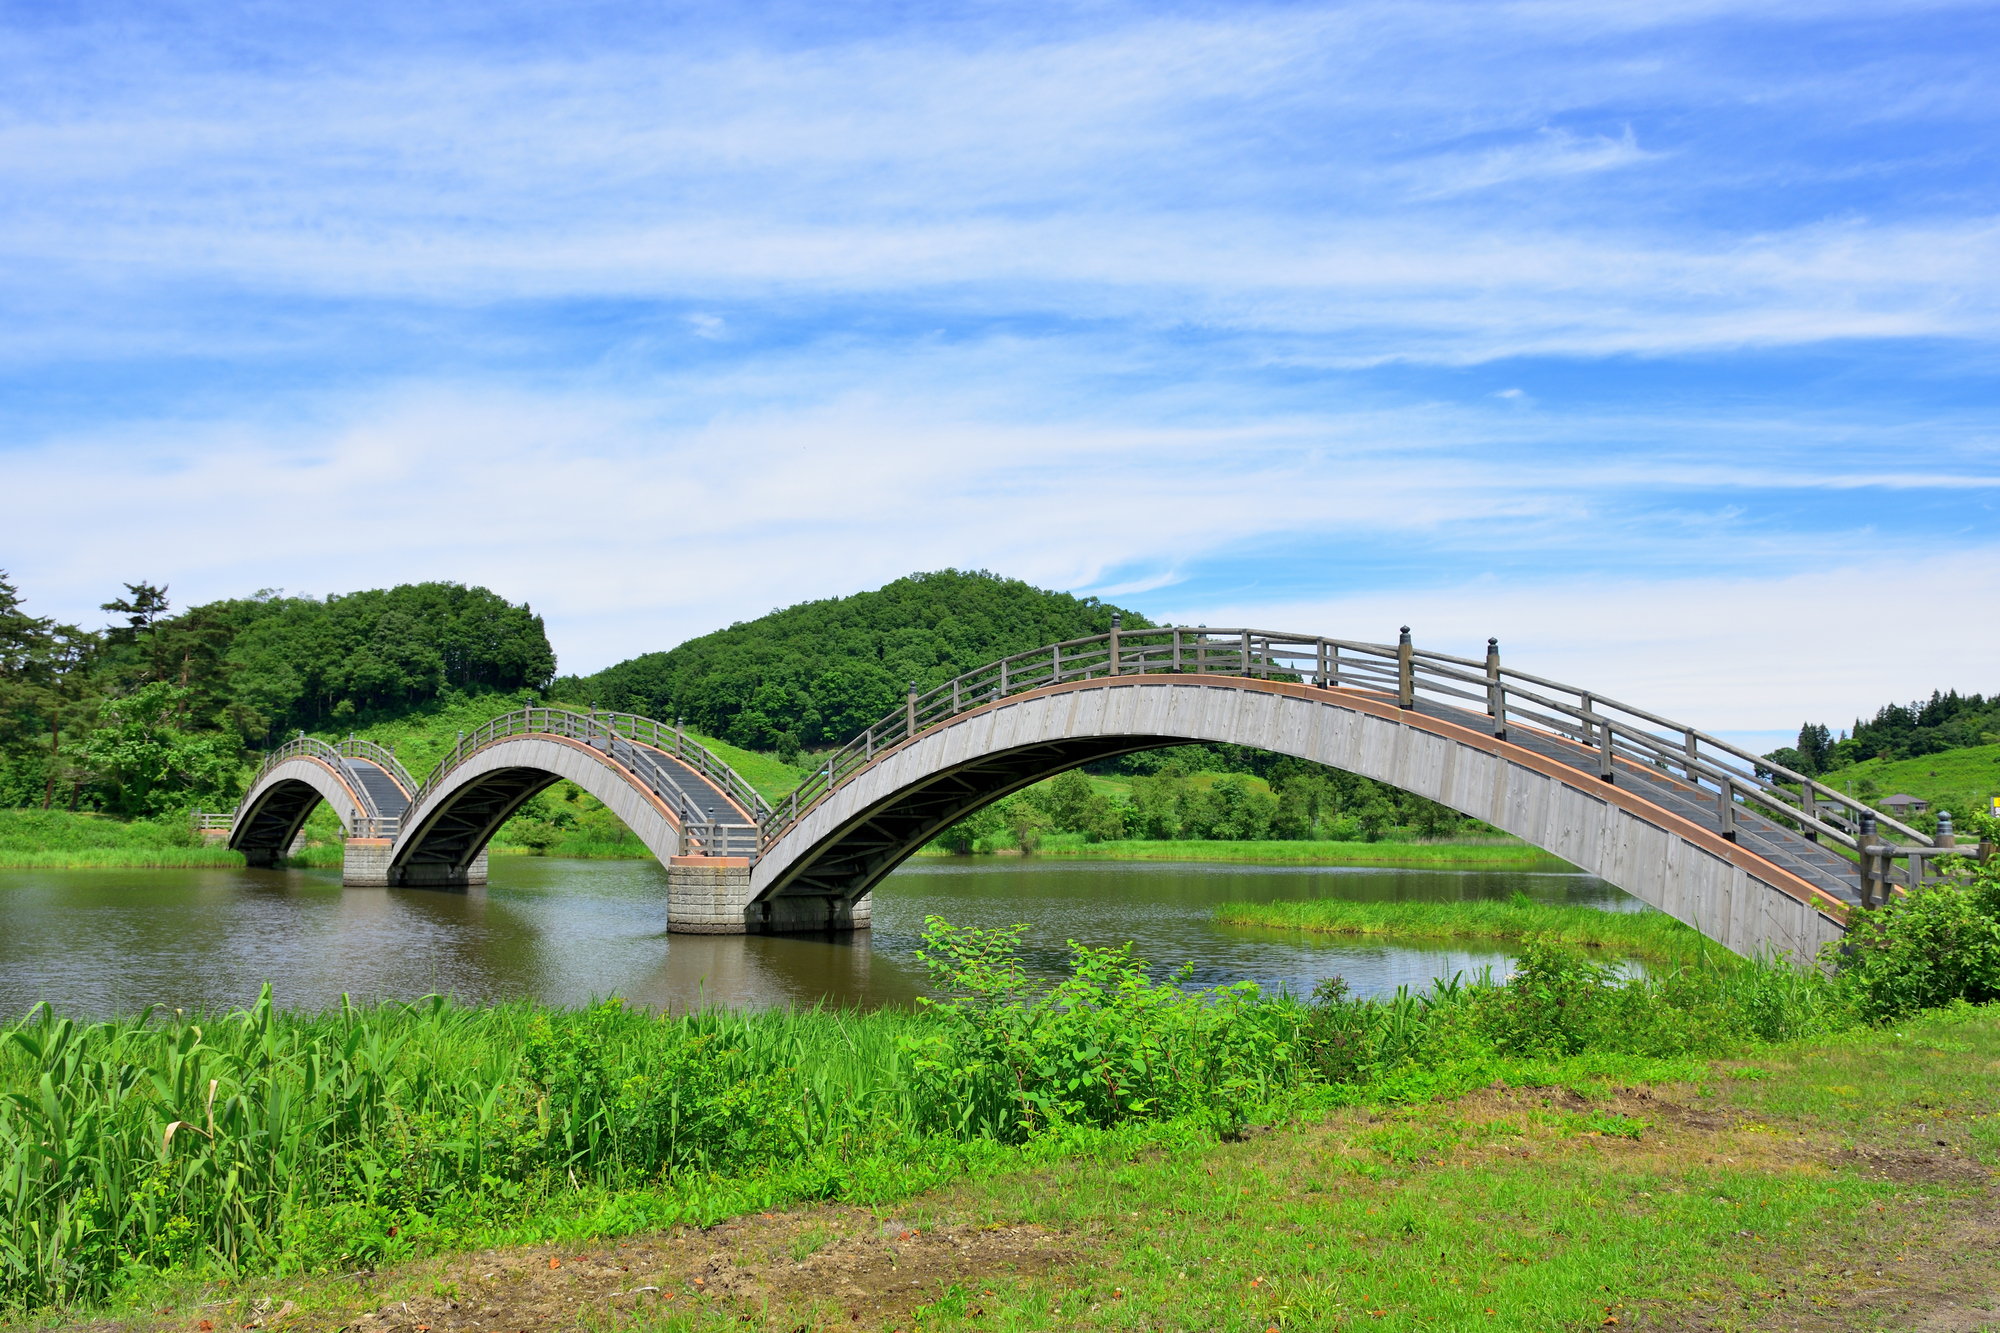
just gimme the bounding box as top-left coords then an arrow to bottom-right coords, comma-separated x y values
1816,742 -> 2000,828
551,569 -> 1151,757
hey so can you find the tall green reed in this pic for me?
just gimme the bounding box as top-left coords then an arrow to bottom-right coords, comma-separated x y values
0,926 -> 1307,1313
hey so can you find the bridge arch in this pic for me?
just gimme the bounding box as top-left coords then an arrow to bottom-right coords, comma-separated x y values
390,734 -> 685,886
379,710 -> 766,887
231,736 -> 414,866
750,674 -> 1854,961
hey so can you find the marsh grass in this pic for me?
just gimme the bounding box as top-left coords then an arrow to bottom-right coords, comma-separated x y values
1215,894 -> 1714,962
0,809 -> 242,868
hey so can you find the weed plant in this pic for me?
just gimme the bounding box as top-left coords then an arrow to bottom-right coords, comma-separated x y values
0,809 -> 241,868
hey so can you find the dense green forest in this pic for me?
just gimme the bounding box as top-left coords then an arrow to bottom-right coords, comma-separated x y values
1765,689 -> 2000,776
552,569 -> 1152,757
0,572 -> 554,816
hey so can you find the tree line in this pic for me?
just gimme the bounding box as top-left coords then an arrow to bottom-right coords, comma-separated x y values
0,573 -> 555,817
939,748 -> 1477,850
1765,688 -> 2000,777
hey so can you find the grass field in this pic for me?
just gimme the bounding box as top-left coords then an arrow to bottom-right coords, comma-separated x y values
1214,896 -> 1714,961
59,1005 -> 2000,1333
1818,741 -> 2000,814
0,808 -> 245,868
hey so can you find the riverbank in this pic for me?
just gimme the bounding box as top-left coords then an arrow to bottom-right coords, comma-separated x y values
40,1002 -> 1997,1332
0,808 -> 243,868
2,894 -> 1896,1318
1214,895 -> 1713,961
921,835 -> 1569,867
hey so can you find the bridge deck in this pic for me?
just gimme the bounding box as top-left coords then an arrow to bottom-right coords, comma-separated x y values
1410,697 -> 1864,907
347,760 -> 412,821
592,735 -> 749,824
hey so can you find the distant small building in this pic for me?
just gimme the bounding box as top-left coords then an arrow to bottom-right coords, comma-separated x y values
1880,793 -> 1930,815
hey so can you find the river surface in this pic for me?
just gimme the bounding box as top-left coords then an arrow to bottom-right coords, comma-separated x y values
0,855 -> 1640,1019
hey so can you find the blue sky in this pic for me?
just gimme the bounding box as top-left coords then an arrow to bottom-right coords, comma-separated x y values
2,0 -> 1996,742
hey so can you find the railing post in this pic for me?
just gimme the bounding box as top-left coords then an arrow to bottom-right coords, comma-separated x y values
1172,627 -> 1183,672
456,730 -> 464,764
906,681 -> 917,737
1240,630 -> 1252,677
1801,781 -> 1819,842
1485,638 -> 1505,739
1396,626 -> 1414,709
1579,693 -> 1595,748
1328,641 -> 1339,685
1109,612 -> 1121,677
1000,658 -> 1009,696
1599,725 -> 1616,782
676,716 -> 685,759
1857,813 -> 1879,906
1683,728 -> 1699,785
952,677 -> 961,713
1053,643 -> 1061,684
1719,777 -> 1737,843
866,727 -> 873,761
1937,808 -> 1955,849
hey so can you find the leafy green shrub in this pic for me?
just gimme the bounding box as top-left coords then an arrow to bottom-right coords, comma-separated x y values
905,917 -> 1300,1139
1474,941 -> 1620,1055
1830,880 -> 2000,1022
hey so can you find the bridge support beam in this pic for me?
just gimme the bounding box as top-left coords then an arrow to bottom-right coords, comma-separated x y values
667,856 -> 869,934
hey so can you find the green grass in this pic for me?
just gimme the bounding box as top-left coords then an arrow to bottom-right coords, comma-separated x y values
844,1005 -> 2000,1333
991,836 -> 1570,867
0,808 -> 247,868
1214,896 -> 1713,961
69,1001 -> 2000,1333
1822,741 -> 2000,814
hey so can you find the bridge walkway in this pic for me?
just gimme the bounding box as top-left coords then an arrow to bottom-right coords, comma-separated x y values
1409,698 -> 1865,907
589,733 -> 750,825
346,758 -> 413,824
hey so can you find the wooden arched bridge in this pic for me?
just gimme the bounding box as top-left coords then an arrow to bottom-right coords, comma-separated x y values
207,623 -> 1981,962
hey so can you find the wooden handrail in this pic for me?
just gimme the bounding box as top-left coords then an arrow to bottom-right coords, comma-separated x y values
753,626 -> 1946,877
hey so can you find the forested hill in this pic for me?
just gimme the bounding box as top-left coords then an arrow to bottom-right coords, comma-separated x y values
552,570 -> 1152,757
1766,688 -> 2000,776
0,573 -> 554,815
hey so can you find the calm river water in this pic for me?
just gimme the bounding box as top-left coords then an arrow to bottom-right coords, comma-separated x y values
0,856 -> 1638,1019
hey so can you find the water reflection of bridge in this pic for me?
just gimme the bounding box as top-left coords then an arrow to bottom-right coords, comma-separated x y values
216,623 -> 1985,962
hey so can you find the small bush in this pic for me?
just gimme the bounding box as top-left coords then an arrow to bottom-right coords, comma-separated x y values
1831,878 -> 2000,1022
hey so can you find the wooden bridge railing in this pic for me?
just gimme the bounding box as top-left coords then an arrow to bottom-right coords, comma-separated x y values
229,733 -> 409,838
401,706 -> 771,855
757,621 -> 1964,899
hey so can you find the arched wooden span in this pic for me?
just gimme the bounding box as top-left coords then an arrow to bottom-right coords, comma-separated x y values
751,673 -> 1845,956
231,737 -> 414,866
211,624 -> 1980,962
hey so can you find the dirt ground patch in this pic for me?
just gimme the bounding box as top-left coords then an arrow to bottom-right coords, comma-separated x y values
200,1206 -> 1070,1333
1648,1192 -> 2000,1332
